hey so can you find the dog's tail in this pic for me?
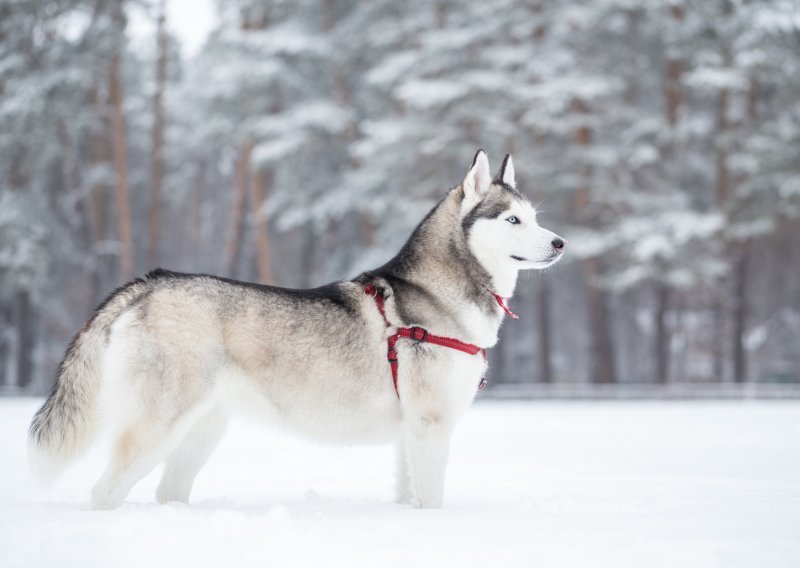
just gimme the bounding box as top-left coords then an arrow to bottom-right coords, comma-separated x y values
28,278 -> 150,485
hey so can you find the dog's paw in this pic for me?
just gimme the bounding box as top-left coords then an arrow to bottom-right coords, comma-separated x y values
395,491 -> 419,508
90,486 -> 124,510
413,494 -> 443,509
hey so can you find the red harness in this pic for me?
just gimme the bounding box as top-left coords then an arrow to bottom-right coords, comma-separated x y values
364,284 -> 516,397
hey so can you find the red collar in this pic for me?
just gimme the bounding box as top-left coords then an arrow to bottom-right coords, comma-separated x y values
491,292 -> 519,319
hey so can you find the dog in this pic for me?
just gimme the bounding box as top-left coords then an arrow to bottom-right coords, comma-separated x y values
28,150 -> 565,509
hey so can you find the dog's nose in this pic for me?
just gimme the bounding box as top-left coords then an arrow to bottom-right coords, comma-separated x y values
552,238 -> 566,252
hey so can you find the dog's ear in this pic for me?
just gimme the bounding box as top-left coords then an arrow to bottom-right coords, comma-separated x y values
495,154 -> 515,188
462,149 -> 491,202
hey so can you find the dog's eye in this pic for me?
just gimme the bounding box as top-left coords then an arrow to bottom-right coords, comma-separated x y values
506,216 -> 520,225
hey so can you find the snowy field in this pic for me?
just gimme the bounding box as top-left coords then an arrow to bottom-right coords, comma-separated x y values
1,399 -> 798,568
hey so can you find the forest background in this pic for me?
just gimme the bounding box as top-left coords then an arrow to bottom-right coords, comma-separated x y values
1,0 -> 799,394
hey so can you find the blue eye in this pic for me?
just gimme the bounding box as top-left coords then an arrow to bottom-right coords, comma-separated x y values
506,216 -> 520,225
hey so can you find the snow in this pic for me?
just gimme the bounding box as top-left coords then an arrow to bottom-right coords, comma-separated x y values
2,398 -> 799,568
128,0 -> 215,58
685,67 -> 748,92
397,80 -> 469,110
167,0 -> 215,57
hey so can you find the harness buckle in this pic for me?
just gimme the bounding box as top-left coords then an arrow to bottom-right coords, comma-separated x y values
409,326 -> 428,342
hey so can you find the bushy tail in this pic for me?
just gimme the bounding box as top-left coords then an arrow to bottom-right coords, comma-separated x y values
28,278 -> 150,485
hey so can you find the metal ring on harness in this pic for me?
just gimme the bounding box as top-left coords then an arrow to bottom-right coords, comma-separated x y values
409,326 -> 428,342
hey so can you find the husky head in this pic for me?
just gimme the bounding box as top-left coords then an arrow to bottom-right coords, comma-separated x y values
460,150 -> 566,285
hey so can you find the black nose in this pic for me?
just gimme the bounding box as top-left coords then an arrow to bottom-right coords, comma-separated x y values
552,238 -> 565,251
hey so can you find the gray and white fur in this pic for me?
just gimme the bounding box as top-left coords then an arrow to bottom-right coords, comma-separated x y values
28,151 -> 565,509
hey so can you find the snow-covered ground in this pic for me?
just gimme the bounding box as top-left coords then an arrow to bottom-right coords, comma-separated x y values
1,398 -> 798,568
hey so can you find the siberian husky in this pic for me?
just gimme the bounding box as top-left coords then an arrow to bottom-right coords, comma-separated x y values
29,150 -> 565,509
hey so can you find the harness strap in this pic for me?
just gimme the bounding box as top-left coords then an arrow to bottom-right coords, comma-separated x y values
492,292 -> 519,319
397,326 -> 483,355
364,284 -> 488,397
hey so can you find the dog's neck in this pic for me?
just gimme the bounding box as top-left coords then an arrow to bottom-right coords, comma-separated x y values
372,190 -> 518,342
474,254 -> 518,299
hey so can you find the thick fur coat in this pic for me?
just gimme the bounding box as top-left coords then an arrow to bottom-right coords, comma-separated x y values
29,151 -> 565,509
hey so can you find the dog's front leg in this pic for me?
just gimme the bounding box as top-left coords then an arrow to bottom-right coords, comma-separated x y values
394,439 -> 414,505
403,415 -> 453,508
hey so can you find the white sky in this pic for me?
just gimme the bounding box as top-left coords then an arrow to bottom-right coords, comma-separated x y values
129,0 -> 216,58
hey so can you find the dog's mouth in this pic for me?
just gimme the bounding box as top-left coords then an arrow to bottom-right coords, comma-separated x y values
512,252 -> 564,268
511,254 -> 560,262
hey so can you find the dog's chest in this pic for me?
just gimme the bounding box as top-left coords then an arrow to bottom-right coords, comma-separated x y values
397,341 -> 486,409
455,303 -> 501,348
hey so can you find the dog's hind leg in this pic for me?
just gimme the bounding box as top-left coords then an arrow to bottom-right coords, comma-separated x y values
156,408 -> 228,504
91,423 -> 174,510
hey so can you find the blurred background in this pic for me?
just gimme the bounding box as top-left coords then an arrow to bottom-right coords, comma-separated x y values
1,0 -> 799,396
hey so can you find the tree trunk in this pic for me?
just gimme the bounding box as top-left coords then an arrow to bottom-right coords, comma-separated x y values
624,10 -> 640,104
15,290 -> 33,389
0,302 -> 9,387
654,3 -> 683,386
537,278 -> 552,383
250,168 -> 274,284
664,4 -> 684,127
188,160 -> 205,261
227,9 -> 270,279
88,86 -> 113,304
225,142 -> 252,277
654,284 -> 670,384
572,98 -> 616,384
713,25 -> 733,382
715,88 -> 730,206
712,301 -> 726,381
88,87 -> 109,241
109,49 -> 134,282
730,77 -> 759,384
584,259 -> 616,384
491,338 -> 507,387
528,6 -> 553,385
301,225 -> 317,288
732,243 -> 748,383
147,0 -> 168,269
360,215 -> 374,247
